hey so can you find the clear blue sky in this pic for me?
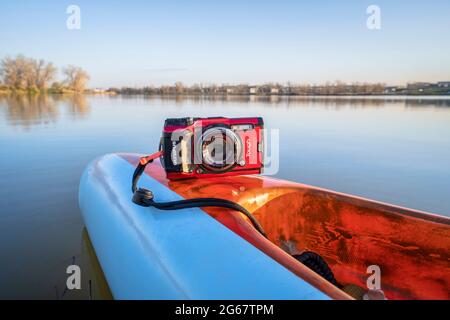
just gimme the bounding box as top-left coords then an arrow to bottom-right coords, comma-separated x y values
1,0 -> 449,87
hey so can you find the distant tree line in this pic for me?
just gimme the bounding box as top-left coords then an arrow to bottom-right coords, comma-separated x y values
108,80 -> 450,96
107,81 -> 388,96
2,55 -> 448,96
0,55 -> 89,93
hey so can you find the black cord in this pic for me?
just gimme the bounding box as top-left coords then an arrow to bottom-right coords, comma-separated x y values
131,163 -> 146,194
293,251 -> 340,287
131,158 -> 268,238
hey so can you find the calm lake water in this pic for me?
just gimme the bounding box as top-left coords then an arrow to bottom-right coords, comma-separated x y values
0,94 -> 450,299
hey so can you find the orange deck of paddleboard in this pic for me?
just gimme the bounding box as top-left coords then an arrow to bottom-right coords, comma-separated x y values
122,154 -> 450,300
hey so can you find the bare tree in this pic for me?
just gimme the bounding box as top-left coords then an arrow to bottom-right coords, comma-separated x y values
174,82 -> 185,95
0,55 -> 57,90
34,59 -> 57,89
63,65 -> 90,92
1,55 -> 29,89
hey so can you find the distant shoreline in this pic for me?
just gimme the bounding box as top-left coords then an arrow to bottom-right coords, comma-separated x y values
1,90 -> 450,97
2,82 -> 450,97
0,88 -> 115,96
111,93 -> 450,97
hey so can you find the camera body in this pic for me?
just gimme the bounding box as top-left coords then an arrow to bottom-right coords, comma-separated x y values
161,117 -> 264,180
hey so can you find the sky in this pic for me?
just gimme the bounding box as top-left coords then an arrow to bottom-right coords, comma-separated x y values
0,0 -> 449,87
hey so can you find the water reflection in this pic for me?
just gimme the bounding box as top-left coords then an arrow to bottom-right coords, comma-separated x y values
52,94 -> 90,119
0,94 -> 90,127
128,94 -> 450,109
1,94 -> 449,129
0,94 -> 58,127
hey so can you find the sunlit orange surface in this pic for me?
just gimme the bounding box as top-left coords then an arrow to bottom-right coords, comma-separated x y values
123,155 -> 450,300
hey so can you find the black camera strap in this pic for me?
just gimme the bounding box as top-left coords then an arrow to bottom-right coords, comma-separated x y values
131,152 -> 267,238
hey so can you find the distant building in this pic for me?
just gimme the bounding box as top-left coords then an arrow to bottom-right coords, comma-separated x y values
270,87 -> 279,95
384,86 -> 405,94
93,88 -> 107,93
249,87 -> 258,95
407,82 -> 433,91
437,82 -> 450,88
384,86 -> 397,94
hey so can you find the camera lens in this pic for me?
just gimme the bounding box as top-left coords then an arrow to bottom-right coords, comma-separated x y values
199,127 -> 243,172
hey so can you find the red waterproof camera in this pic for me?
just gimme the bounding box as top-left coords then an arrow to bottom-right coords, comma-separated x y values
161,117 -> 264,180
